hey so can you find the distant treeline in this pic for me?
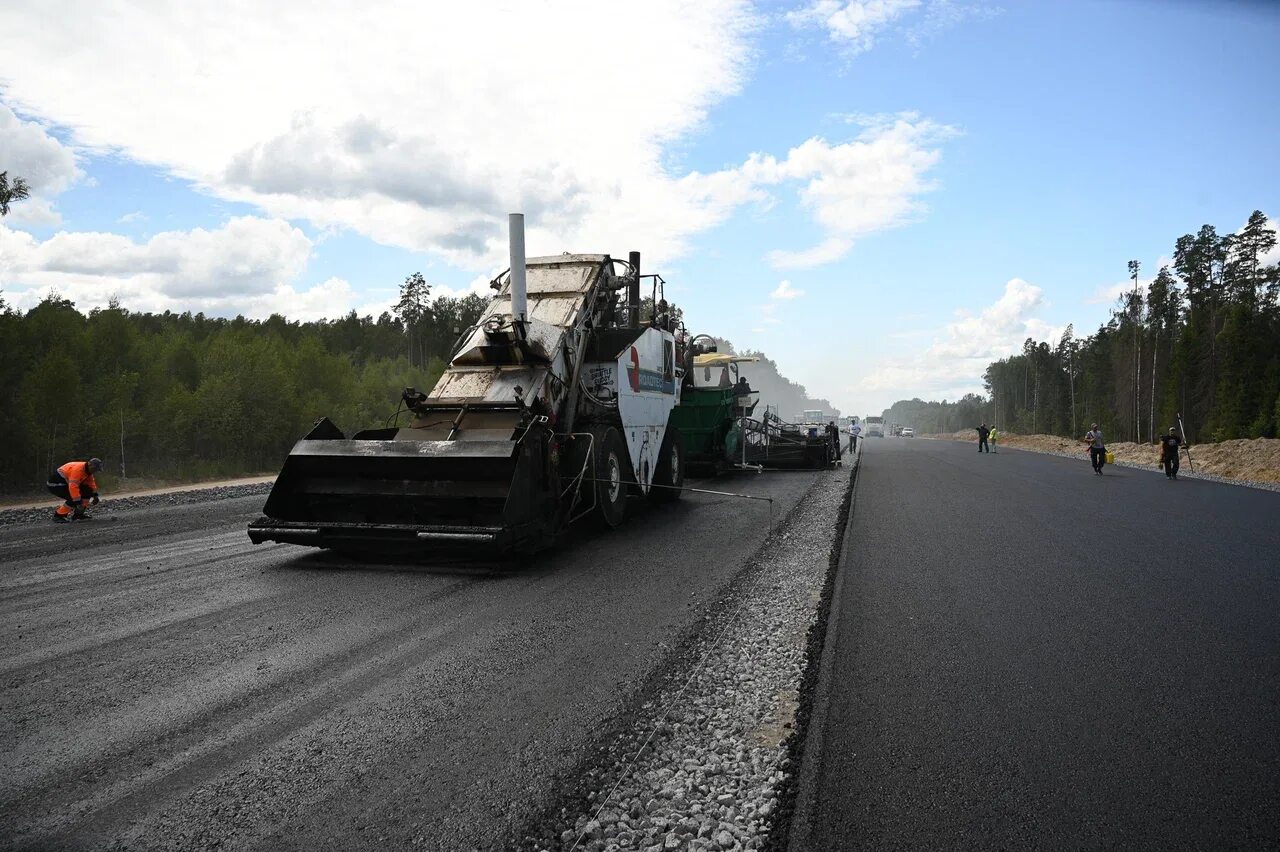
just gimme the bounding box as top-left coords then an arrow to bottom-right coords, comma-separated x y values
885,210 -> 1279,444
713,339 -> 839,421
881,395 -> 990,435
0,285 -> 487,492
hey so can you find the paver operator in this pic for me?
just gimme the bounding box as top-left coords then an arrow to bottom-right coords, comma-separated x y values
826,420 -> 842,461
47,457 -> 103,522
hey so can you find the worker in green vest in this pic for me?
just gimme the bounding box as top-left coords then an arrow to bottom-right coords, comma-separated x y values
989,426 -> 999,453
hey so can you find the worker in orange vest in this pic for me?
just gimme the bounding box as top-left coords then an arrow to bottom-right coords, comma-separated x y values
47,458 -> 103,522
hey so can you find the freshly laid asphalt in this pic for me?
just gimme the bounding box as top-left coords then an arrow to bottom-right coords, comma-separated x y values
791,437 -> 1280,849
0,471 -> 818,851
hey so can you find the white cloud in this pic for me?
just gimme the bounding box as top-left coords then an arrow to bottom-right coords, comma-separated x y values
0,104 -> 81,225
0,1 -> 759,270
858,278 -> 1062,398
0,105 -> 79,194
788,0 -> 996,56
0,216 -> 318,314
771,279 -> 805,299
740,116 -> 957,268
0,4 -> 954,277
787,0 -> 922,54
245,276 -> 358,321
4,196 -> 63,228
117,211 -> 147,224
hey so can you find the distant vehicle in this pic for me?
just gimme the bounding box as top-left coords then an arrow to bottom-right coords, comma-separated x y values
866,416 -> 885,437
901,427 -> 915,438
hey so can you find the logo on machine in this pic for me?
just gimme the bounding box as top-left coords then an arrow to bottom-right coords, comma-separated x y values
624,345 -> 672,394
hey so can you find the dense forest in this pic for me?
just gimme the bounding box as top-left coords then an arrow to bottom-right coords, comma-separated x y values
883,211 -> 1279,444
0,280 -> 488,494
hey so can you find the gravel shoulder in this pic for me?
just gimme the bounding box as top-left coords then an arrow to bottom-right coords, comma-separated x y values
520,457 -> 857,852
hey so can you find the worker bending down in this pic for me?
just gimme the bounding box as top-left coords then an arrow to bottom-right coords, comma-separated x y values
47,457 -> 103,522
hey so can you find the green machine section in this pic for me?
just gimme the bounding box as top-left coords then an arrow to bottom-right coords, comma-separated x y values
669,385 -> 739,474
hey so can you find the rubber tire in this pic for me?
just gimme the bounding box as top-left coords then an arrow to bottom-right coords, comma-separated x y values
650,427 -> 685,503
594,427 -> 631,528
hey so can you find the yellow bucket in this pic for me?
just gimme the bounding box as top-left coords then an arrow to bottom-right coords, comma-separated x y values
1105,451 -> 1115,464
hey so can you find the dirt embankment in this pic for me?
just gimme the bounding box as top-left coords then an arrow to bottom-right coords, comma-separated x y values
924,430 -> 1280,484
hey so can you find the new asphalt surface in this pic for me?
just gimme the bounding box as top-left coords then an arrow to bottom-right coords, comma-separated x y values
0,471 -> 818,851
791,436 -> 1280,849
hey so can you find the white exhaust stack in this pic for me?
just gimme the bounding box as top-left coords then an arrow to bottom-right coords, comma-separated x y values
508,213 -> 527,324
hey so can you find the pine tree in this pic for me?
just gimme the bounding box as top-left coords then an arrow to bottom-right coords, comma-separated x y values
394,272 -> 431,368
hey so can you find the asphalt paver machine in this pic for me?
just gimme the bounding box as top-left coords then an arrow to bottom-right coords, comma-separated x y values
249,215 -> 696,556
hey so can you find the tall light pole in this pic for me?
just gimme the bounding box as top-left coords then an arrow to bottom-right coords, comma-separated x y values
1128,259 -> 1141,443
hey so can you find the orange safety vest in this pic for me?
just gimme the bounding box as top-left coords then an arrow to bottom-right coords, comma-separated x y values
57,461 -> 99,500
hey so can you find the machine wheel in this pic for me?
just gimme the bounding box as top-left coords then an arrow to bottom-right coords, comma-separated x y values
650,427 -> 685,502
594,427 -> 631,528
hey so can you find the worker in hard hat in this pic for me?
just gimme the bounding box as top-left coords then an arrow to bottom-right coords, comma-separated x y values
47,457 -> 103,522
1159,427 -> 1183,480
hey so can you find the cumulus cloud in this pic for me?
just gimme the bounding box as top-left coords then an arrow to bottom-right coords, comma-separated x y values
787,0 -> 923,54
0,216 -> 321,315
0,104 -> 81,226
787,0 -> 996,55
0,1 -> 759,269
858,278 -> 1062,398
771,280 -> 805,299
741,116 -> 957,268
0,3 -> 955,276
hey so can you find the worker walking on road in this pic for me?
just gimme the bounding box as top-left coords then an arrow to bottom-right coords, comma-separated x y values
1084,424 -> 1106,475
989,426 -> 1000,454
976,423 -> 991,453
47,457 -> 103,522
848,421 -> 861,454
1160,427 -> 1183,480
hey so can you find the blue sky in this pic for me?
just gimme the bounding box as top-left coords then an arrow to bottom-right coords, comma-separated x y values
1,0 -> 1276,416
